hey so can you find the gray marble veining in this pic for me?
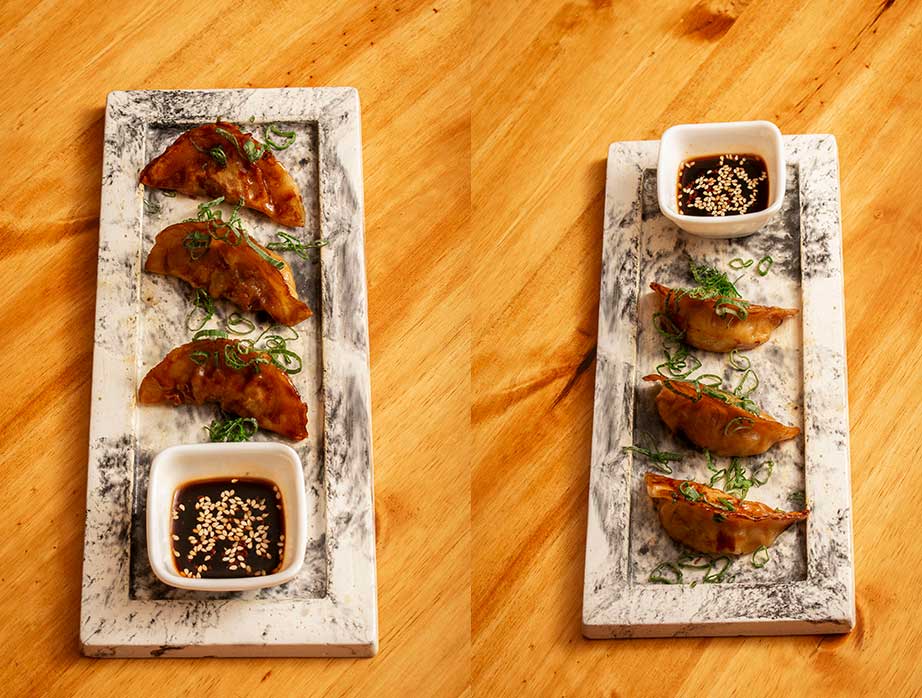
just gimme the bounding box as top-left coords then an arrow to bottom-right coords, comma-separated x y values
583,136 -> 854,638
81,88 -> 377,657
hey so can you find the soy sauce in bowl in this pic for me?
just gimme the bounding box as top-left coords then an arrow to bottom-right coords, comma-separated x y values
170,477 -> 285,579
677,153 -> 769,217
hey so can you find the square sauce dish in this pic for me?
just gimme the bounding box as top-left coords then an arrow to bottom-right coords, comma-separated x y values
657,120 -> 785,238
147,442 -> 308,592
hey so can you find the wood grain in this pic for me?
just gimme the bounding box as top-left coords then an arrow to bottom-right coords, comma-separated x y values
472,0 -> 922,696
2,0 -> 921,694
0,1 -> 469,696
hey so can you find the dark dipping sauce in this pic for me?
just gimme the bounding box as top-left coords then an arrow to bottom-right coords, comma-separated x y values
677,153 -> 769,217
170,477 -> 285,579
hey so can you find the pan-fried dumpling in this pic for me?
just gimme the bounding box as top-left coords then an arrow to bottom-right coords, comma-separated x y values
140,122 -> 305,227
138,339 -> 308,441
145,221 -> 312,326
651,282 -> 797,353
645,472 -> 807,555
644,374 -> 799,456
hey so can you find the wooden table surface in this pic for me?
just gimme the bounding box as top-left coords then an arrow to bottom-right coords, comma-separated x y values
1,0 -> 920,695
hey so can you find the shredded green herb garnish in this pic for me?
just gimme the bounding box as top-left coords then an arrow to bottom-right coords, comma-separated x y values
656,343 -> 701,379
143,197 -> 162,215
189,349 -> 213,366
674,256 -> 751,321
264,123 -> 297,150
728,257 -> 754,270
206,414 -> 258,442
756,255 -> 773,276
208,146 -> 227,166
623,431 -> 683,474
192,328 -> 228,341
652,311 -> 685,345
733,368 -> 759,398
723,416 -> 754,435
243,138 -> 266,163
751,545 -> 770,568
186,288 -> 217,331
266,231 -> 329,259
709,457 -> 773,500
226,312 -> 256,335
649,562 -> 683,585
750,460 -> 774,486
703,556 -> 732,583
679,481 -> 702,502
677,553 -> 712,569
728,349 -> 751,371
716,498 -> 736,511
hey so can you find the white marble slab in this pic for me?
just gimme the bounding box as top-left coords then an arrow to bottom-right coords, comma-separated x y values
583,136 -> 854,638
81,88 -> 377,657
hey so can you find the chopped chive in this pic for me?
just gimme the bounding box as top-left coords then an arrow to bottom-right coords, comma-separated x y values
728,257 -> 754,270
264,123 -> 296,150
208,146 -> 227,166
723,416 -> 754,435
192,328 -> 228,341
752,545 -> 770,568
728,349 -> 750,371
623,431 -> 682,474
649,562 -> 683,585
679,481 -> 701,502
226,312 -> 256,336
703,556 -> 732,583
716,498 -> 736,512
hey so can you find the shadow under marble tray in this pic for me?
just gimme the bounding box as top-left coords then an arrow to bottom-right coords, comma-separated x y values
582,136 -> 854,638
80,88 -> 377,657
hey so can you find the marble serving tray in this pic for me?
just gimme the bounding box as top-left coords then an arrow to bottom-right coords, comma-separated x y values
80,88 -> 377,657
582,136 -> 854,638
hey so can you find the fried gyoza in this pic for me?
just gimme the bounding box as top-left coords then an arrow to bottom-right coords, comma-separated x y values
140,122 -> 305,227
145,222 -> 312,326
645,472 -> 808,555
138,339 -> 308,441
651,282 -> 798,353
643,374 -> 799,457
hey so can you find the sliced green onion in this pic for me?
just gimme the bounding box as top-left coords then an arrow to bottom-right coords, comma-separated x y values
206,414 -> 258,442
186,288 -> 216,331
189,350 -> 213,366
226,312 -> 256,335
752,545 -> 770,568
266,231 -> 329,259
208,146 -> 227,166
264,123 -> 296,150
622,431 -> 682,474
756,255 -> 773,276
192,328 -> 228,341
723,416 -> 754,435
652,311 -> 685,345
649,562 -> 683,585
703,556 -> 732,583
243,138 -> 266,162
679,481 -> 701,502
677,553 -> 712,569
728,349 -> 750,371
734,368 -> 759,398
244,232 -> 285,269
751,460 -> 774,486
716,498 -> 736,511
729,257 -> 753,270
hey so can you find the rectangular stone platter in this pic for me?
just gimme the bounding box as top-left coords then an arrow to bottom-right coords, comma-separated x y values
80,88 -> 377,657
582,136 -> 854,638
